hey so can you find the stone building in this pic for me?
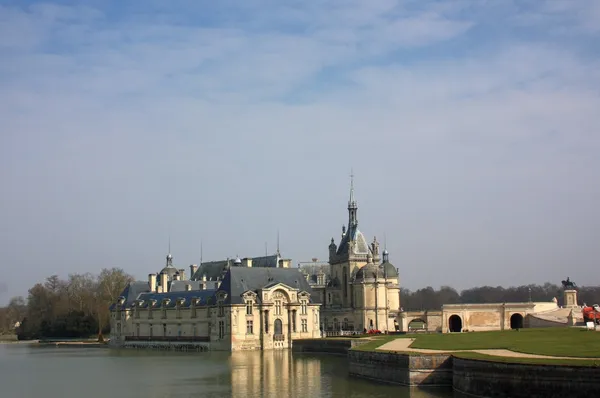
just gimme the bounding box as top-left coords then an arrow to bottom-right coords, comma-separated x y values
109,252 -> 321,351
300,180 -> 401,333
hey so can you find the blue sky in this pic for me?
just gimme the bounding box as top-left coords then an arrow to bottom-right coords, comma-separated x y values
1,0 -> 600,303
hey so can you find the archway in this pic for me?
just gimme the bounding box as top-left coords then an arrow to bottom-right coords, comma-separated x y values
274,319 -> 283,335
448,315 -> 462,333
408,319 -> 427,331
510,313 -> 524,329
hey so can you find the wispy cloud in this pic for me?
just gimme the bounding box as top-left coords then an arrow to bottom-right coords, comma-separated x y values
1,1 -> 599,301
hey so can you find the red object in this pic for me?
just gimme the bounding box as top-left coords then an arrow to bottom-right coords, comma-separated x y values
582,305 -> 600,324
367,329 -> 382,334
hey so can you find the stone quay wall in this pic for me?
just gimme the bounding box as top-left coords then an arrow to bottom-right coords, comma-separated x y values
453,357 -> 600,398
112,340 -> 210,352
348,350 -> 453,387
292,338 -> 368,355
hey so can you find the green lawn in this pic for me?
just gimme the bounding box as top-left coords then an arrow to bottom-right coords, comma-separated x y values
409,328 -> 600,358
452,351 -> 600,367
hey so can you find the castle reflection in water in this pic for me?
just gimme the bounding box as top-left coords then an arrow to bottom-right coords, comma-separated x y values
230,351 -> 322,397
228,351 -> 451,398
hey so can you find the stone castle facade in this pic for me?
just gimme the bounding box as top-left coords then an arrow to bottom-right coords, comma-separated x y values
109,253 -> 321,351
300,179 -> 401,333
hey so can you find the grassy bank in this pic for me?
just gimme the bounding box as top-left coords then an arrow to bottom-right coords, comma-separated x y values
346,328 -> 600,366
409,328 -> 600,358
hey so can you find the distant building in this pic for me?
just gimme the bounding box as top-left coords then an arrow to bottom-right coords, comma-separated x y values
109,252 -> 320,351
300,179 -> 401,333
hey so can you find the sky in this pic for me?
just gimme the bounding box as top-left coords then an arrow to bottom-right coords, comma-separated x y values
1,0 -> 600,304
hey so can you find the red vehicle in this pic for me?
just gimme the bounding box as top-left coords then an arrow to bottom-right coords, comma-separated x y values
582,304 -> 600,324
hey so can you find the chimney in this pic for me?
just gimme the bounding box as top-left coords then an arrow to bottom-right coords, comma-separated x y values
242,258 -> 253,268
185,284 -> 192,291
160,272 -> 168,293
179,268 -> 185,280
149,273 -> 157,292
278,259 -> 291,268
174,273 -> 180,281
190,264 -> 198,278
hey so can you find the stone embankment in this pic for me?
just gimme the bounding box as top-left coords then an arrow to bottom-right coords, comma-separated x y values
295,337 -> 600,397
292,338 -> 368,355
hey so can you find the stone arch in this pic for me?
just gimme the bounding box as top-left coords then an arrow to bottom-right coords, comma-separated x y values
449,315 -> 462,333
408,319 -> 426,331
510,313 -> 524,329
274,318 -> 283,335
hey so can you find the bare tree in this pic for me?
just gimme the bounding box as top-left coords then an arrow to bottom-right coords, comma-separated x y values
95,268 -> 134,341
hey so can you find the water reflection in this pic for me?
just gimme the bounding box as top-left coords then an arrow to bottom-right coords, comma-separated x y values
0,344 -> 453,398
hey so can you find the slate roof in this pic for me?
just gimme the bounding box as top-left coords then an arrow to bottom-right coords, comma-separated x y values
217,267 -> 320,305
110,281 -> 151,310
336,225 -> 370,255
170,280 -> 203,292
136,289 -> 217,308
191,260 -> 231,281
190,254 -> 281,281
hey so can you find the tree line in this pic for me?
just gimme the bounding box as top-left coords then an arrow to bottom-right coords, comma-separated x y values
0,268 -> 133,340
400,283 -> 600,311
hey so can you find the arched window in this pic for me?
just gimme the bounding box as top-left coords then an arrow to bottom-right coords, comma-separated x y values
274,319 -> 283,335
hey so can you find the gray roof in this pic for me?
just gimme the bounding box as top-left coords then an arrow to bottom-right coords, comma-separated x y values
336,225 -> 370,255
169,280 -> 204,292
110,281 -> 150,310
190,254 -> 281,281
217,267 -> 320,305
381,262 -> 398,277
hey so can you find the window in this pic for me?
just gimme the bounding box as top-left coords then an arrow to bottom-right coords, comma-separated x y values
343,318 -> 349,330
191,304 -> 197,318
161,307 -> 167,319
192,323 -> 197,336
327,293 -> 332,305
148,307 -> 153,320
149,324 -> 153,337
218,321 -> 225,339
275,300 -> 282,315
178,324 -> 182,337
135,307 -> 140,319
246,300 -> 253,315
176,304 -> 182,319
301,300 -> 307,315
163,324 -> 167,337
301,319 -> 308,333
292,311 -> 297,333
246,320 -> 253,334
218,301 -> 224,317
117,322 -> 121,335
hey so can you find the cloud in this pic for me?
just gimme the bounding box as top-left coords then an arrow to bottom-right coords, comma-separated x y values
1,1 -> 600,301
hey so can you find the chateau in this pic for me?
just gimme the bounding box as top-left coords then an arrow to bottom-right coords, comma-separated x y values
300,179 -> 401,333
109,253 -> 321,351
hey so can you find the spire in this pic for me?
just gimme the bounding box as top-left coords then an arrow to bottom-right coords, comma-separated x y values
200,240 -> 203,265
166,236 -> 173,267
348,169 -> 358,227
277,229 -> 280,255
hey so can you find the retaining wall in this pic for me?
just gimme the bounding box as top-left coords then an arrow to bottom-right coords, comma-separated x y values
453,357 -> 600,398
348,350 -> 453,387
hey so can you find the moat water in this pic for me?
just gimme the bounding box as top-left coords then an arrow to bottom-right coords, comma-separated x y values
0,344 -> 454,398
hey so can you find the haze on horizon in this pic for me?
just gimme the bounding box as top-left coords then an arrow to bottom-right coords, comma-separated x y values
1,0 -> 599,304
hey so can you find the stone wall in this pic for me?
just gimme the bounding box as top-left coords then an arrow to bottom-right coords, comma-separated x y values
292,338 -> 368,355
348,350 -> 453,386
453,357 -> 600,398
